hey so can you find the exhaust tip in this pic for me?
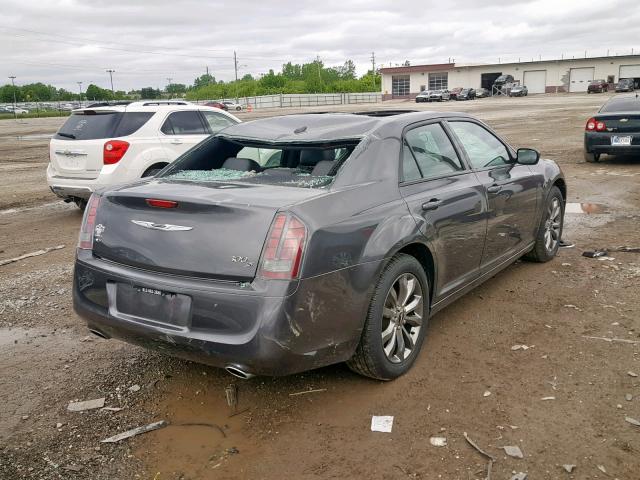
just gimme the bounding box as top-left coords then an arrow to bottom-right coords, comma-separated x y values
225,365 -> 254,380
89,328 -> 109,339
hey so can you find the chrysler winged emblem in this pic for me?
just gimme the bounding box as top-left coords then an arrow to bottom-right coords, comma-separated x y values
131,220 -> 193,231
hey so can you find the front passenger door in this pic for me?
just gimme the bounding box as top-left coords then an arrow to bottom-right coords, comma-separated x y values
447,120 -> 539,272
399,122 -> 487,301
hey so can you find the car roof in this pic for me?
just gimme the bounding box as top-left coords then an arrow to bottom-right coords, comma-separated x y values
600,94 -> 640,112
72,101 -> 226,114
217,111 -> 473,143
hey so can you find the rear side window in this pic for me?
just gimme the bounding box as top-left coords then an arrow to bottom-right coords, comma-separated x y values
161,111 -> 207,135
113,112 -> 154,137
55,112 -> 120,140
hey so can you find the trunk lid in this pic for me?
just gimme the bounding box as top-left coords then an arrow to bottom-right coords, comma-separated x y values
92,180 -> 325,280
50,109 -> 122,178
595,113 -> 640,134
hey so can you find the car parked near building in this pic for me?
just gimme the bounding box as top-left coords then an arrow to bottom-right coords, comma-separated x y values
509,85 -> 528,97
584,94 -> 640,162
475,88 -> 490,98
449,87 -> 463,100
74,110 -> 566,381
456,88 -> 476,100
587,79 -> 609,93
616,78 -> 635,92
415,91 -> 431,102
429,90 -> 450,101
47,101 -> 240,209
493,74 -> 514,92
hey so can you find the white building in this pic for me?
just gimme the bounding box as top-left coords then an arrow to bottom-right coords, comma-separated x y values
380,55 -> 640,99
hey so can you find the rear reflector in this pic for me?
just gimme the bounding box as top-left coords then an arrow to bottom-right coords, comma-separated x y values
259,213 -> 307,280
103,140 -> 130,165
146,198 -> 178,208
78,194 -> 101,250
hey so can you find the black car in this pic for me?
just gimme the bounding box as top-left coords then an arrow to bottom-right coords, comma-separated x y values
616,79 -> 635,93
493,74 -> 514,92
457,88 -> 475,100
74,111 -> 566,380
584,94 -> 640,162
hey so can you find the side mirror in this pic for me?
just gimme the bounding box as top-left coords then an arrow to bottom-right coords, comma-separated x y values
516,148 -> 540,165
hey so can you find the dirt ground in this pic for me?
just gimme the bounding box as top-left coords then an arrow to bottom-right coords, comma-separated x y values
1,94 -> 639,480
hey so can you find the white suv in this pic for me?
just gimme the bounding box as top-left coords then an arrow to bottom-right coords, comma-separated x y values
47,101 -> 240,209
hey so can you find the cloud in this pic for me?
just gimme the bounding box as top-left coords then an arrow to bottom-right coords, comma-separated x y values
0,0 -> 638,91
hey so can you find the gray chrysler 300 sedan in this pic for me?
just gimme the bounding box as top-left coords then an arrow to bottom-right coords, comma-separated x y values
74,111 -> 566,380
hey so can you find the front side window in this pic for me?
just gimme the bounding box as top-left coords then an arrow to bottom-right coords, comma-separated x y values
404,123 -> 463,180
161,111 -> 207,135
202,111 -> 237,133
448,121 -> 511,169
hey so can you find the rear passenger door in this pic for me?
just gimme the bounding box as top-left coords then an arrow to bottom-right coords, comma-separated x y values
200,110 -> 238,134
399,121 -> 487,301
159,110 -> 209,160
447,120 -> 539,272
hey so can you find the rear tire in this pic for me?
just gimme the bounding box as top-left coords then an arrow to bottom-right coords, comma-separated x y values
74,198 -> 87,211
347,254 -> 429,380
584,151 -> 600,163
524,186 -> 564,263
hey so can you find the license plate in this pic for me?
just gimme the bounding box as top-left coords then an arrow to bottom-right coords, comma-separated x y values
115,283 -> 192,327
611,135 -> 632,146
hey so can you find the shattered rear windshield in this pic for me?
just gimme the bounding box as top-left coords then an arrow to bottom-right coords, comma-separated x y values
160,136 -> 360,188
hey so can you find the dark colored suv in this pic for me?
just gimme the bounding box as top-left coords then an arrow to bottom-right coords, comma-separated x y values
588,80 -> 608,93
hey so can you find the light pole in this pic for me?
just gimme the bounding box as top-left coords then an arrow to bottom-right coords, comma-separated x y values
9,76 -> 17,119
106,69 -> 115,95
77,81 -> 83,103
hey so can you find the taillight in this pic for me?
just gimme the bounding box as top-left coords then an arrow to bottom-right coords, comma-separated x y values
146,198 -> 178,208
103,140 -> 129,165
586,118 -> 606,132
78,195 -> 101,250
259,213 -> 307,280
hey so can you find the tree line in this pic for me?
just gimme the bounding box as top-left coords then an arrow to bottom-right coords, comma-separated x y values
1,59 -> 380,103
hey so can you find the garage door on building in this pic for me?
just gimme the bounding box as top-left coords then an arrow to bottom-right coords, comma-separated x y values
523,70 -> 546,94
620,65 -> 640,78
569,67 -> 595,92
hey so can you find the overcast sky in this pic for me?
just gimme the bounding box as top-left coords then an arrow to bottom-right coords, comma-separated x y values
1,0 -> 639,92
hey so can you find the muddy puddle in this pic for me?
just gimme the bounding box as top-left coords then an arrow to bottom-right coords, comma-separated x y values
136,376 -> 257,478
565,202 -> 608,214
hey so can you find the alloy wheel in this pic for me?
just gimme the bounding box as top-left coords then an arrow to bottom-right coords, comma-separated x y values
544,197 -> 562,252
381,273 -> 423,363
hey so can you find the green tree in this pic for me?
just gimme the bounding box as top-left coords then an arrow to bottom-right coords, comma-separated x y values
140,87 -> 161,99
166,83 -> 187,95
193,73 -> 215,88
85,84 -> 113,101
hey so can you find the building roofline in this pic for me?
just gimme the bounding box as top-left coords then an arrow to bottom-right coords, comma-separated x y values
380,54 -> 640,74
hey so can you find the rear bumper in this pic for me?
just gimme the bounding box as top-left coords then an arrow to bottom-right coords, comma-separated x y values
584,132 -> 640,156
73,253 -> 380,376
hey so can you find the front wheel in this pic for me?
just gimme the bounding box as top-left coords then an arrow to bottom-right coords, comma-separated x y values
347,254 -> 429,380
524,186 -> 564,262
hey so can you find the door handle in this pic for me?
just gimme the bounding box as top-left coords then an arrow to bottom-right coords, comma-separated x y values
170,139 -> 183,145
421,199 -> 442,211
487,185 -> 502,193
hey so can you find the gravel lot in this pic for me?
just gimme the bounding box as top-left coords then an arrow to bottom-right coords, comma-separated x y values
1,94 -> 639,479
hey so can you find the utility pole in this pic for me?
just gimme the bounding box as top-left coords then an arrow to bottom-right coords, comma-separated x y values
371,52 -> 376,92
316,55 -> 322,93
9,76 -> 17,119
77,81 -> 83,103
233,51 -> 239,102
106,69 -> 115,95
